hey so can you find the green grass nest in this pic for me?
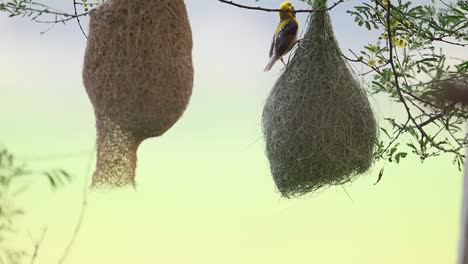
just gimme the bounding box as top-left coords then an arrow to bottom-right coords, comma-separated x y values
262,7 -> 378,197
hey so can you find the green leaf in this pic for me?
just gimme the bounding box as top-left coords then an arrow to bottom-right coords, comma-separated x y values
395,152 -> 408,163
374,167 -> 385,185
365,21 -> 372,30
380,127 -> 391,138
43,171 -> 57,189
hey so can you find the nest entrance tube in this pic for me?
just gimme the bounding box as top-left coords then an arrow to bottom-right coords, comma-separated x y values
92,115 -> 141,187
82,0 -> 194,188
262,3 -> 378,197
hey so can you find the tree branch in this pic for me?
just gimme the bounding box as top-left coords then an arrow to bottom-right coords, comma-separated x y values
417,103 -> 455,128
217,0 -> 346,13
430,36 -> 467,47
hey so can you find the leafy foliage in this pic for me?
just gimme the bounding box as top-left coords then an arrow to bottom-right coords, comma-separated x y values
0,147 -> 72,264
344,0 -> 467,174
81,0 -> 101,12
0,148 -> 29,264
0,0 -> 102,22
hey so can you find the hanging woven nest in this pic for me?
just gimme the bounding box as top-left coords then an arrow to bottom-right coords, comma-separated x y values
82,0 -> 193,188
262,1 -> 378,197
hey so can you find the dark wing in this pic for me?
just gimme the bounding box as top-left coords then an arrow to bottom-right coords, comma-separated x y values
274,20 -> 298,57
269,34 -> 275,58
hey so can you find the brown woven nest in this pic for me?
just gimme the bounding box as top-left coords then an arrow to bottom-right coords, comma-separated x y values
82,0 -> 193,188
262,4 -> 378,197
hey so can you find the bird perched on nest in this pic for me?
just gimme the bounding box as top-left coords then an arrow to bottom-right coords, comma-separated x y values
264,1 -> 300,72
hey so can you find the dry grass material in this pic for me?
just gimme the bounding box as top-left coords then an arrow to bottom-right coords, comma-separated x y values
438,76 -> 468,105
82,0 -> 193,188
262,7 -> 377,197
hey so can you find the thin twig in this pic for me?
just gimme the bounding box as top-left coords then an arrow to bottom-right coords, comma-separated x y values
56,196 -> 87,264
217,0 -> 346,13
380,118 -> 411,158
339,49 -> 363,62
57,148 -> 94,264
430,36 -> 467,47
400,89 -> 439,108
341,186 -> 354,202
33,12 -> 88,24
29,228 -> 47,264
72,0 -> 88,39
418,104 -> 455,128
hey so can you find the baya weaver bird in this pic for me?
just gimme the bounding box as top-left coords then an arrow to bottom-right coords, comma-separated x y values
264,1 -> 300,72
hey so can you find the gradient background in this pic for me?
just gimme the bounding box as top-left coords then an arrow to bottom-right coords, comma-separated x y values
1,0 -> 465,263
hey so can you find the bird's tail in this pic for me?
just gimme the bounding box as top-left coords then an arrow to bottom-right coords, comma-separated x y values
264,55 -> 278,72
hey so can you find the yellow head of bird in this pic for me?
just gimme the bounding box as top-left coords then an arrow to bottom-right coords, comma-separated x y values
279,1 -> 296,20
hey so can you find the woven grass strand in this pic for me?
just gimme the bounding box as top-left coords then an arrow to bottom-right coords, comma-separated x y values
262,5 -> 377,197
